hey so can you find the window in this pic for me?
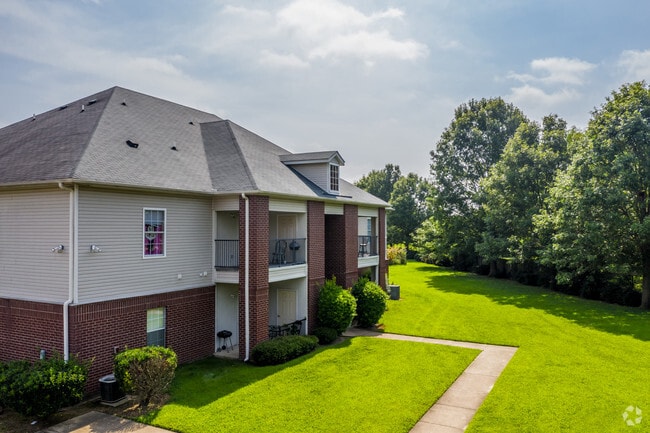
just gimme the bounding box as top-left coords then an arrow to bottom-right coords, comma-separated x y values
329,164 -> 339,192
143,208 -> 166,257
147,307 -> 166,347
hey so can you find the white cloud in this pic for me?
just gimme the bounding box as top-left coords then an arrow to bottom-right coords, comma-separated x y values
508,85 -> 580,107
530,57 -> 595,85
210,0 -> 427,69
259,50 -> 310,69
308,30 -> 427,62
618,50 -> 650,81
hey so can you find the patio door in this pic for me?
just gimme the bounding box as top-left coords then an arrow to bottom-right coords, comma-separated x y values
277,288 -> 296,326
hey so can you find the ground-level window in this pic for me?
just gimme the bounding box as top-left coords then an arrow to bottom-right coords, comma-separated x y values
147,307 -> 166,347
143,208 -> 166,257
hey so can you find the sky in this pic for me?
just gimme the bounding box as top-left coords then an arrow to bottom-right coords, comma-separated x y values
1,1 -> 650,182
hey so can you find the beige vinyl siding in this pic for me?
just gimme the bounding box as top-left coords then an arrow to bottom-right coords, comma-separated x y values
77,188 -> 212,304
0,188 -> 70,302
325,203 -> 344,215
269,198 -> 306,213
213,195 -> 239,211
358,207 -> 378,218
292,163 -> 328,192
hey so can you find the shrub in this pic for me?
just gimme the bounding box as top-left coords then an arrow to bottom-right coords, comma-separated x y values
317,277 -> 356,334
113,346 -> 177,407
311,327 -> 339,345
387,243 -> 407,265
251,335 -> 318,366
0,356 -> 90,419
353,280 -> 389,328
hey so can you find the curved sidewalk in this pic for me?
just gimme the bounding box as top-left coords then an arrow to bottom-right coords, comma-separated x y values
343,328 -> 518,433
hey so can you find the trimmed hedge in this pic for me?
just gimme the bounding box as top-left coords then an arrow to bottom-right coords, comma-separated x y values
353,280 -> 388,328
113,346 -> 177,407
251,335 -> 318,366
317,277 -> 356,334
311,327 -> 339,345
0,356 -> 90,419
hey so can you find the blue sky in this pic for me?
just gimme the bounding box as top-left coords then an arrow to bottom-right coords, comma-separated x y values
1,0 -> 649,181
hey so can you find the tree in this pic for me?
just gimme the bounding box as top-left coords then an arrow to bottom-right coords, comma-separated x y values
354,164 -> 401,202
387,173 -> 432,247
477,115 -> 569,279
536,82 -> 650,309
429,97 -> 527,269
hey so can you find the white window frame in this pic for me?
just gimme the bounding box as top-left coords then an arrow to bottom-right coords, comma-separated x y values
329,164 -> 339,192
143,208 -> 167,258
147,307 -> 166,347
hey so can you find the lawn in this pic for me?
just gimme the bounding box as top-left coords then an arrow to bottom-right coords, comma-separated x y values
384,262 -> 650,432
140,337 -> 479,433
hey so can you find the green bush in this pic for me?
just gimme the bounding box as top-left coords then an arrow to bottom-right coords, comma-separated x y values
353,280 -> 389,328
317,277 -> 356,334
0,356 -> 90,419
251,335 -> 319,366
311,327 -> 339,345
113,346 -> 177,407
387,243 -> 408,265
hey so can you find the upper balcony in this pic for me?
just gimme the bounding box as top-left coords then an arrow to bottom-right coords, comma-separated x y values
358,235 -> 378,257
270,238 -> 306,267
214,237 -> 306,270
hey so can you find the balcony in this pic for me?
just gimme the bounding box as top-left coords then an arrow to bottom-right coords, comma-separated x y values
214,239 -> 239,269
358,235 -> 378,257
270,238 -> 306,267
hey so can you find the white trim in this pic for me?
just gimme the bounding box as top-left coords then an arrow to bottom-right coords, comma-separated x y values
143,207 -> 167,259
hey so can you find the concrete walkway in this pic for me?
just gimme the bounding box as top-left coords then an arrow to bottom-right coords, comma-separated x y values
343,328 -> 518,433
38,410 -> 172,433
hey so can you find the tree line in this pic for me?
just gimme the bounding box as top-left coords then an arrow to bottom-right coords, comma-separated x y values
356,81 -> 650,309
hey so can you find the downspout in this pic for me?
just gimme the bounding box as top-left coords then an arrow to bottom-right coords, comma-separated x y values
241,193 -> 250,361
58,183 -> 78,362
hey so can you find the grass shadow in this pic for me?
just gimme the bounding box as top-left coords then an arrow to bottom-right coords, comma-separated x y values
418,265 -> 650,341
159,339 -> 353,411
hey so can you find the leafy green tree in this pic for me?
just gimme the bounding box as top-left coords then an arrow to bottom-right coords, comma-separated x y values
429,97 -> 527,269
536,82 -> 650,308
387,173 -> 432,247
354,164 -> 401,202
477,115 -> 569,278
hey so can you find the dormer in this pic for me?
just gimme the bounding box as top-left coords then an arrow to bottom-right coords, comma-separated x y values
280,151 -> 345,195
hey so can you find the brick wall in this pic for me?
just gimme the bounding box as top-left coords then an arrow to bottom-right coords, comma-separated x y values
378,207 -> 388,288
238,195 -> 270,358
0,299 -> 64,362
1,286 -> 215,395
324,205 -> 359,289
343,205 -> 359,288
307,201 -> 325,331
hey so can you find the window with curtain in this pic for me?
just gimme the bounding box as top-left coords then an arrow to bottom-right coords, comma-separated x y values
143,208 -> 166,257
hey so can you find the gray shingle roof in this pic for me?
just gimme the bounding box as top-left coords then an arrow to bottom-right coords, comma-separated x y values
0,86 -> 388,207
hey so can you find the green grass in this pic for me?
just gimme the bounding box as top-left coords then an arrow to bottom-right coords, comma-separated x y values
384,262 -> 650,432
141,337 -> 478,433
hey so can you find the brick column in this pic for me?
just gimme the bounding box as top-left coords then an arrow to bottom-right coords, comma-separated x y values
239,195 -> 270,358
324,204 -> 358,289
378,207 -> 388,288
342,204 -> 359,288
307,201 -> 325,331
